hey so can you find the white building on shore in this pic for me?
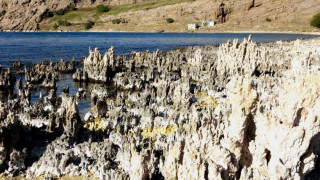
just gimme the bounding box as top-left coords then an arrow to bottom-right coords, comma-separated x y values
202,19 -> 216,27
188,24 -> 198,30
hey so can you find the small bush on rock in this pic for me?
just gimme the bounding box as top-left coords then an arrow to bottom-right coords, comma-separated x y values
112,19 -> 122,24
85,21 -> 95,29
43,10 -> 54,18
53,23 -> 58,29
166,18 -> 174,23
58,19 -> 71,26
55,9 -> 65,15
97,5 -> 110,13
310,13 -> 320,28
70,4 -> 77,11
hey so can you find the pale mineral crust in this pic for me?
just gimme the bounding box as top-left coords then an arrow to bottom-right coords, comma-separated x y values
73,47 -> 117,83
1,37 -> 320,180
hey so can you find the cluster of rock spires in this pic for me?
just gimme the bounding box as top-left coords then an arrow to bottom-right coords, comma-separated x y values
73,47 -> 117,83
0,66 -> 15,92
1,36 -> 320,179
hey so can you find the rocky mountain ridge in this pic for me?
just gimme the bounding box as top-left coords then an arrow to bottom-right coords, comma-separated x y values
0,0 -> 143,30
0,0 -> 320,32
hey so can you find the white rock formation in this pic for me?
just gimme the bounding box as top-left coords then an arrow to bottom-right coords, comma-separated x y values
2,37 -> 320,180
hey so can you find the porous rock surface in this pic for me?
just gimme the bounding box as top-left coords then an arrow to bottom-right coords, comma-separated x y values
1,37 -> 320,179
73,46 -> 117,83
0,66 -> 15,92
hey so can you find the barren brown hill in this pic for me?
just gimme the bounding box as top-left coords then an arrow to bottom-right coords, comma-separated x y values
0,0 -> 320,32
0,0 -> 146,30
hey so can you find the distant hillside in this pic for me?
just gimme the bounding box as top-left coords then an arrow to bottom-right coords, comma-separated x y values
0,0 -> 144,30
0,0 -> 320,32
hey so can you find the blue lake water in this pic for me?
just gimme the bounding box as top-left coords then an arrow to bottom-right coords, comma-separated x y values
0,32 -> 318,68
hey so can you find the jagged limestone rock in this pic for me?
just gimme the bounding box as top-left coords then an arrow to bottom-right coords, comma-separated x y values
74,47 -> 116,83
57,93 -> 81,135
0,67 -> 15,92
1,37 -> 320,179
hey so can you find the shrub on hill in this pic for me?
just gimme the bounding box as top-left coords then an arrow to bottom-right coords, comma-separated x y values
112,19 -> 122,24
85,20 -> 95,29
53,23 -> 58,29
70,4 -> 77,11
97,5 -> 110,13
166,18 -> 174,23
310,13 -> 320,28
55,6 -> 76,16
58,19 -> 71,26
43,10 -> 54,18
55,9 -> 65,15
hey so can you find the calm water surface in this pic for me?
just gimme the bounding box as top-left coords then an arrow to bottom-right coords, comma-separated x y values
0,32 -> 318,67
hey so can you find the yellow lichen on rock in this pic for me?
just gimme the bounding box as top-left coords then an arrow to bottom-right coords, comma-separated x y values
125,99 -> 133,107
141,125 -> 177,138
83,118 -> 107,131
83,170 -> 98,179
105,98 -> 114,103
57,174 -> 99,180
0,173 -> 5,179
194,92 -> 218,109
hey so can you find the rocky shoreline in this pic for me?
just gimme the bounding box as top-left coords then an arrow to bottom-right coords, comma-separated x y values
1,37 -> 320,179
1,30 -> 320,35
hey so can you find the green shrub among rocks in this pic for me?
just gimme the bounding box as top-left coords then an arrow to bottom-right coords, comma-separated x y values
310,13 -> 320,28
85,20 -> 95,29
53,23 -> 58,29
58,19 -> 71,26
112,19 -> 122,24
55,9 -> 65,15
166,18 -> 174,23
97,5 -> 110,13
